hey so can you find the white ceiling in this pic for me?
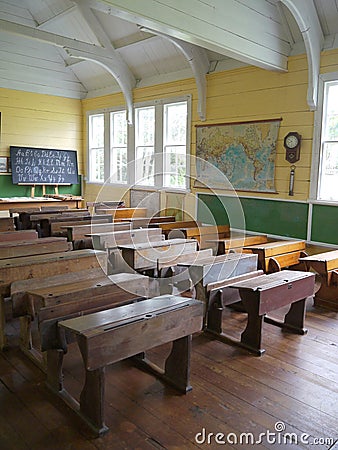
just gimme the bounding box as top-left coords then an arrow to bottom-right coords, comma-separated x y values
0,0 -> 338,100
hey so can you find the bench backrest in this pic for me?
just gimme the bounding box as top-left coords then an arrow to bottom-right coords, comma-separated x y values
35,272 -> 150,351
157,248 -> 213,270
90,228 -> 163,250
63,222 -> 131,241
0,237 -> 71,259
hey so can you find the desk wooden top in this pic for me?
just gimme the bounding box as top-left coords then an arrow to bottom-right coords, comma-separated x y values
299,250 -> 338,272
59,295 -> 201,335
228,270 -> 314,291
26,272 -> 149,306
207,235 -> 268,250
118,239 -> 198,270
245,240 -> 305,257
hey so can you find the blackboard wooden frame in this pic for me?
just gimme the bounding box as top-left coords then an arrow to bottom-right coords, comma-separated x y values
10,146 -> 79,185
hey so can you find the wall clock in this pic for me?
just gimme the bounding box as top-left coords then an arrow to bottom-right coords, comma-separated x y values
284,132 -> 301,164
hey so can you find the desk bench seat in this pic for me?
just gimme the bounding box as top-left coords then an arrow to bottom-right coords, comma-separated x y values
206,270 -> 315,355
51,295 -> 203,436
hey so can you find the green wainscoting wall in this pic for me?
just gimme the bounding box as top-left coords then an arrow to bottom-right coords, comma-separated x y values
198,193 -> 309,240
311,204 -> 338,245
0,174 -> 82,197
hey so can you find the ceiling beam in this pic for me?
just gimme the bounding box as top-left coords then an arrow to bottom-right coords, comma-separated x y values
280,0 -> 324,110
0,17 -> 136,122
87,0 -> 288,72
73,0 -> 136,123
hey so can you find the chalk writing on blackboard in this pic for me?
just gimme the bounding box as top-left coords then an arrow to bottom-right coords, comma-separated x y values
10,146 -> 79,185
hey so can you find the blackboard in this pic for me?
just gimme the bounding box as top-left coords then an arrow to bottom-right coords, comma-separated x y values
10,146 -> 79,185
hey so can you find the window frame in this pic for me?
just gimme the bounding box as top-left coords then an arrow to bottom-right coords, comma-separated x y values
309,71 -> 338,204
86,95 -> 191,192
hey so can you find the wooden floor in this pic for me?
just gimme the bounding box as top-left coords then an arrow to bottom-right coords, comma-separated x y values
0,299 -> 337,450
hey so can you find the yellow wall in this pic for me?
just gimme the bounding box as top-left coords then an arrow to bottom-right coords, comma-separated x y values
1,48 -> 338,215
0,88 -> 83,172
82,49 -> 338,214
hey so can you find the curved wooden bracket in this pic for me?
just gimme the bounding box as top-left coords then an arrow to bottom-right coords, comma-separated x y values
280,0 -> 324,110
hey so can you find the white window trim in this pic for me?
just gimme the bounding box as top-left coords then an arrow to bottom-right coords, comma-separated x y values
86,95 -> 191,191
309,71 -> 338,204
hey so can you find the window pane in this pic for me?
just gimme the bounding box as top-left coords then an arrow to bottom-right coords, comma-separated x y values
164,102 -> 187,145
110,111 -> 127,183
135,107 -> 154,146
88,114 -> 104,182
324,83 -> 338,141
89,148 -> 104,182
89,114 -> 104,148
164,146 -> 186,188
136,147 -> 154,186
318,142 -> 338,201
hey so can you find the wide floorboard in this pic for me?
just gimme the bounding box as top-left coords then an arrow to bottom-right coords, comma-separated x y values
0,299 -> 337,449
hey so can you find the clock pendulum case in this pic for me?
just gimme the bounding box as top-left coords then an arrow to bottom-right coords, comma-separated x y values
284,132 -> 301,196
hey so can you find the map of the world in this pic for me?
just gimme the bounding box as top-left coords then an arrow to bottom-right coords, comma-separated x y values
195,119 -> 281,192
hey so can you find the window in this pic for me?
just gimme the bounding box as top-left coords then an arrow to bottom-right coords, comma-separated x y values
317,80 -> 338,201
87,97 -> 190,190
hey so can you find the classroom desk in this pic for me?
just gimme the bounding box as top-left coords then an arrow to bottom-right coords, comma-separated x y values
99,207 -> 148,219
178,252 -> 258,309
206,270 -> 315,355
13,270 -> 149,369
0,197 -> 82,211
57,295 -> 203,436
0,237 -> 71,259
118,238 -> 198,271
0,249 -> 106,349
208,234 -> 268,255
245,240 -> 306,272
299,250 -> 338,311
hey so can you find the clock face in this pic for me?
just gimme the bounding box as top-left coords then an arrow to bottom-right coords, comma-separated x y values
285,134 -> 299,149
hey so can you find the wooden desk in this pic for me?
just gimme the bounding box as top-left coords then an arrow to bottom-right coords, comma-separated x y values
208,234 -> 268,255
58,295 -> 203,435
169,225 -> 230,250
100,207 -> 148,219
14,271 -> 149,368
0,237 -> 71,259
299,250 -> 338,311
62,222 -> 131,249
0,197 -> 82,211
149,220 -> 200,238
206,270 -> 315,355
88,228 -> 163,251
0,249 -> 105,349
178,252 -> 258,309
245,240 -> 307,273
118,238 -> 198,271
121,216 -> 175,228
